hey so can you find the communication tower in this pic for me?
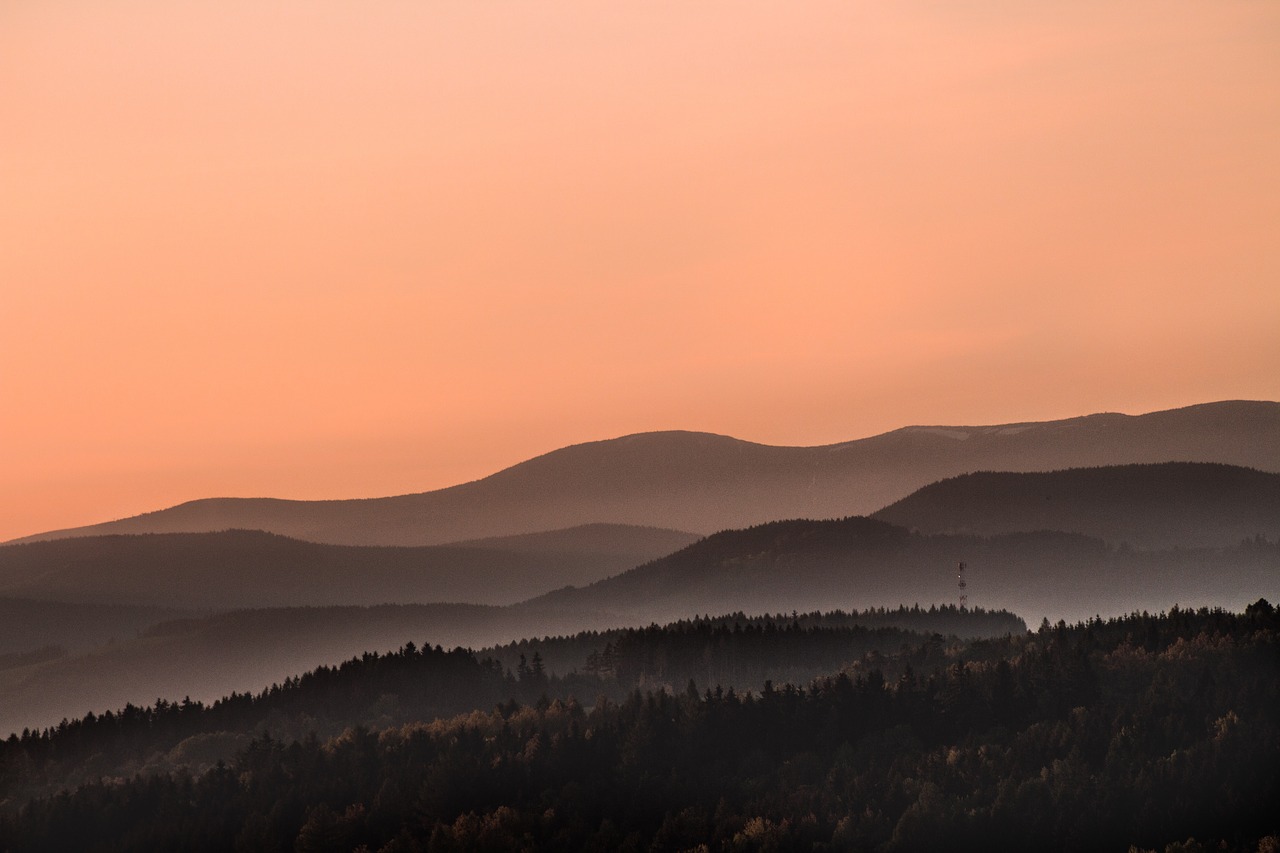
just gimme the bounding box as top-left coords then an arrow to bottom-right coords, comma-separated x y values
957,561 -> 968,609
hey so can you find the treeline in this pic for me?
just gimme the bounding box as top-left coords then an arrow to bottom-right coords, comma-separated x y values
0,607 -> 1018,810
2,602 -> 1277,851
486,605 -> 1025,683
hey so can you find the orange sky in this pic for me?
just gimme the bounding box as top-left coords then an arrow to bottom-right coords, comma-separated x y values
2,1 -> 1278,541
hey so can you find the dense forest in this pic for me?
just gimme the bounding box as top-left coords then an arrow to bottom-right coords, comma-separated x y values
0,606 -> 1013,809
1,602 -> 1276,851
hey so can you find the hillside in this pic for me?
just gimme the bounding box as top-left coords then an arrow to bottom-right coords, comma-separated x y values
0,598 -> 193,658
530,516 -> 1280,626
872,462 -> 1280,548
11,400 -> 1277,546
0,525 -> 697,610
444,522 -> 698,559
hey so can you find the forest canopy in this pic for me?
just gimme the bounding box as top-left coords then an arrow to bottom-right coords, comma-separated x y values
0,602 -> 1276,852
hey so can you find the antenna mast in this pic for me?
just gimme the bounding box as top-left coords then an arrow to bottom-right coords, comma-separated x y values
957,561 -> 968,610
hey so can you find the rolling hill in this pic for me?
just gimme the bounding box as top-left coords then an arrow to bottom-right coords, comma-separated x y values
0,524 -> 699,610
872,462 -> 1280,549
11,400 -> 1277,547
528,516 -> 1280,627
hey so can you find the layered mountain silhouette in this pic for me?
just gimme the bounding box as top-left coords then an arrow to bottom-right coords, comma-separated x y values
3,517 -> 1273,737
873,462 -> 1280,549
4,456 -> 1278,736
11,400 -> 1277,547
0,524 -> 698,610
4,458 -> 1275,618
4,400 -> 1276,739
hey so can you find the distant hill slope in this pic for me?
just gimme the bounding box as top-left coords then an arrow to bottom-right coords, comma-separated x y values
11,400 -> 1278,546
872,463 -> 1280,549
444,522 -> 698,560
0,524 -> 698,610
0,598 -> 194,658
529,516 -> 1280,627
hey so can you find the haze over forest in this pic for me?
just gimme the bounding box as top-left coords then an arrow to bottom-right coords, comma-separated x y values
1,400 -> 1276,739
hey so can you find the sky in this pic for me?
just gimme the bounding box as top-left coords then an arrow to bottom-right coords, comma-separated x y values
2,0 -> 1278,541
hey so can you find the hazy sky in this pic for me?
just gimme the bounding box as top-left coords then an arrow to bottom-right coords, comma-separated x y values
2,0 -> 1278,541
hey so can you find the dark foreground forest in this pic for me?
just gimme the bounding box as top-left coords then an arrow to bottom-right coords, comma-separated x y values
1,603 -> 1277,852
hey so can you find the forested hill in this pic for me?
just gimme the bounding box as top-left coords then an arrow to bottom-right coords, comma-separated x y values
0,605 -> 1014,809
483,606 -> 1026,684
0,601 -> 1023,739
872,462 -> 1280,548
1,602 -> 1275,852
529,515 -> 1280,625
13,400 -> 1277,547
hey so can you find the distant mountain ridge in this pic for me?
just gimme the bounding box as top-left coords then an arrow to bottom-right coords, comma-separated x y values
11,400 -> 1278,547
872,462 -> 1280,549
0,524 -> 700,610
6,463 -> 1272,617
